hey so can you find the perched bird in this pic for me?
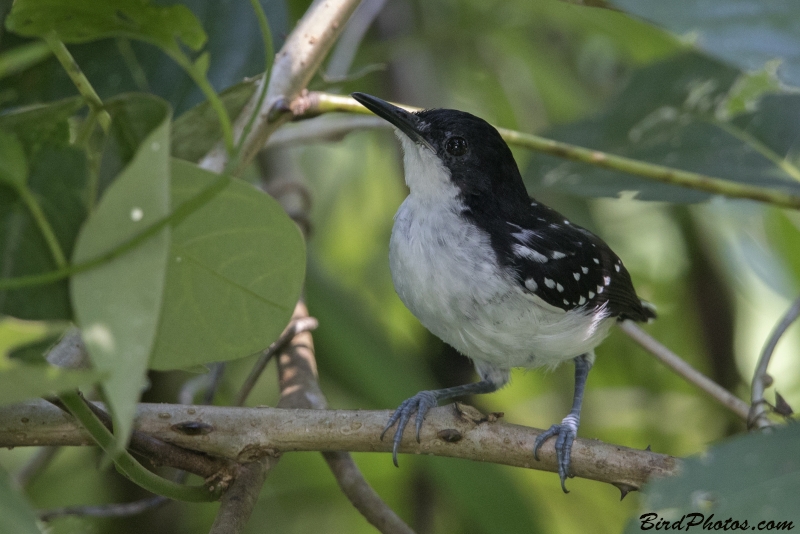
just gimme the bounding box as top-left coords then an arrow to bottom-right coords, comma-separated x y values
351,92 -> 655,492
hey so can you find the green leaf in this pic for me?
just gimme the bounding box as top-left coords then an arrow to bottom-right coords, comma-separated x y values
70,94 -> 171,449
612,0 -> 800,88
0,466 -> 42,534
6,0 -> 207,55
171,79 -> 257,162
0,99 -> 88,320
524,52 -> 800,202
149,159 -> 306,370
625,423 -> 800,532
0,129 -> 28,188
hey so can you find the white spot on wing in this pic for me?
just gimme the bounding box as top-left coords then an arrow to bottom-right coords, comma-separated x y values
578,296 -> 586,305
615,263 -> 621,272
544,278 -> 556,289
581,266 -> 589,274
573,272 -> 580,281
525,278 -> 538,292
588,291 -> 595,299
593,258 -> 600,264
551,251 -> 566,259
513,244 -> 548,263
603,276 -> 611,286
556,283 -> 564,292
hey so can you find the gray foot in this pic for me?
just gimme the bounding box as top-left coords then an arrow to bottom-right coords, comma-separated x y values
381,391 -> 438,467
533,414 -> 579,493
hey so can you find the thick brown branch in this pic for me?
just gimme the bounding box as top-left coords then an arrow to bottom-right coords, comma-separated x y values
0,400 -> 678,490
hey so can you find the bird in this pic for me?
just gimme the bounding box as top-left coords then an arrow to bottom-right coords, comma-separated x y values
351,92 -> 656,492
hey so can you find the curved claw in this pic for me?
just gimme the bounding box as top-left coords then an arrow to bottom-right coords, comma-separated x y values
533,422 -> 578,493
381,391 -> 438,467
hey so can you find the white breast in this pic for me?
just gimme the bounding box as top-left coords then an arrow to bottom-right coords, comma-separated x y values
389,129 -> 614,373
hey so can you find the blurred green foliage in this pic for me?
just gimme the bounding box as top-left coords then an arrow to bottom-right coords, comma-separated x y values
1,0 -> 799,533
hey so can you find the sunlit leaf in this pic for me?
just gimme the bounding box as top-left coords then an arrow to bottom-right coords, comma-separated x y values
148,159 -> 305,370
70,94 -> 171,449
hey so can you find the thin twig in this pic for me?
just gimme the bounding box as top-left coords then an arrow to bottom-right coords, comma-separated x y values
233,316 -> 319,407
203,363 -> 227,406
39,496 -> 169,522
749,293 -> 800,430
619,320 -> 750,421
274,302 -> 415,534
323,451 -> 415,534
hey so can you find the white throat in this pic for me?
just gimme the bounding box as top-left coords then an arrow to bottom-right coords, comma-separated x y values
395,130 -> 458,204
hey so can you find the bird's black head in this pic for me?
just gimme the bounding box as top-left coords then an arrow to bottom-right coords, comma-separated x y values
352,93 -> 529,207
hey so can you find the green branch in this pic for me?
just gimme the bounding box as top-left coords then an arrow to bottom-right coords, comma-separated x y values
44,33 -> 111,132
58,392 -> 219,502
310,92 -> 800,211
224,0 -> 275,176
167,50 -> 235,156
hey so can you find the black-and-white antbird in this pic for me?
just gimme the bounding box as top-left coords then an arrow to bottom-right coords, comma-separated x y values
351,92 -> 655,492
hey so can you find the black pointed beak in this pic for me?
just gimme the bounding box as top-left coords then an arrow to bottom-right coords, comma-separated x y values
351,93 -> 435,153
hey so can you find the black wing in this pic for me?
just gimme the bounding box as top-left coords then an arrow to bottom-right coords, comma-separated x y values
490,201 -> 654,321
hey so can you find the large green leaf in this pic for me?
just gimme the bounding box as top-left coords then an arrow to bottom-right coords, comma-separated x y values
625,423 -> 800,532
70,94 -> 171,449
5,0 -> 207,55
0,466 -> 42,534
0,99 -> 88,320
612,0 -> 800,88
524,52 -> 800,202
148,159 -> 306,370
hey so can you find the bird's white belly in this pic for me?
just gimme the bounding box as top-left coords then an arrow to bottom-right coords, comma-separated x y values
390,197 -> 613,371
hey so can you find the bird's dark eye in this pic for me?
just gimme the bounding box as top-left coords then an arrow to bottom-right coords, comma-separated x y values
445,136 -> 468,156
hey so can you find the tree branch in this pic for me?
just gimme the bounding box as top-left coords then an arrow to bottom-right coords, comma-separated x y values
749,293 -> 800,430
619,320 -> 750,421
0,400 -> 678,491
198,0 -> 363,175
289,91 -> 800,211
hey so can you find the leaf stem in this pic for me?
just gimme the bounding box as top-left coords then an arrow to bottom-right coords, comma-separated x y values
224,0 -> 275,175
167,50 -> 235,156
57,392 -> 218,502
15,186 -> 67,268
44,33 -> 110,132
313,92 -> 800,210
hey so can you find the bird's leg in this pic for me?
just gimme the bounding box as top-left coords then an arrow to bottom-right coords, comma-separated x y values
533,353 -> 593,493
382,379 -> 500,466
